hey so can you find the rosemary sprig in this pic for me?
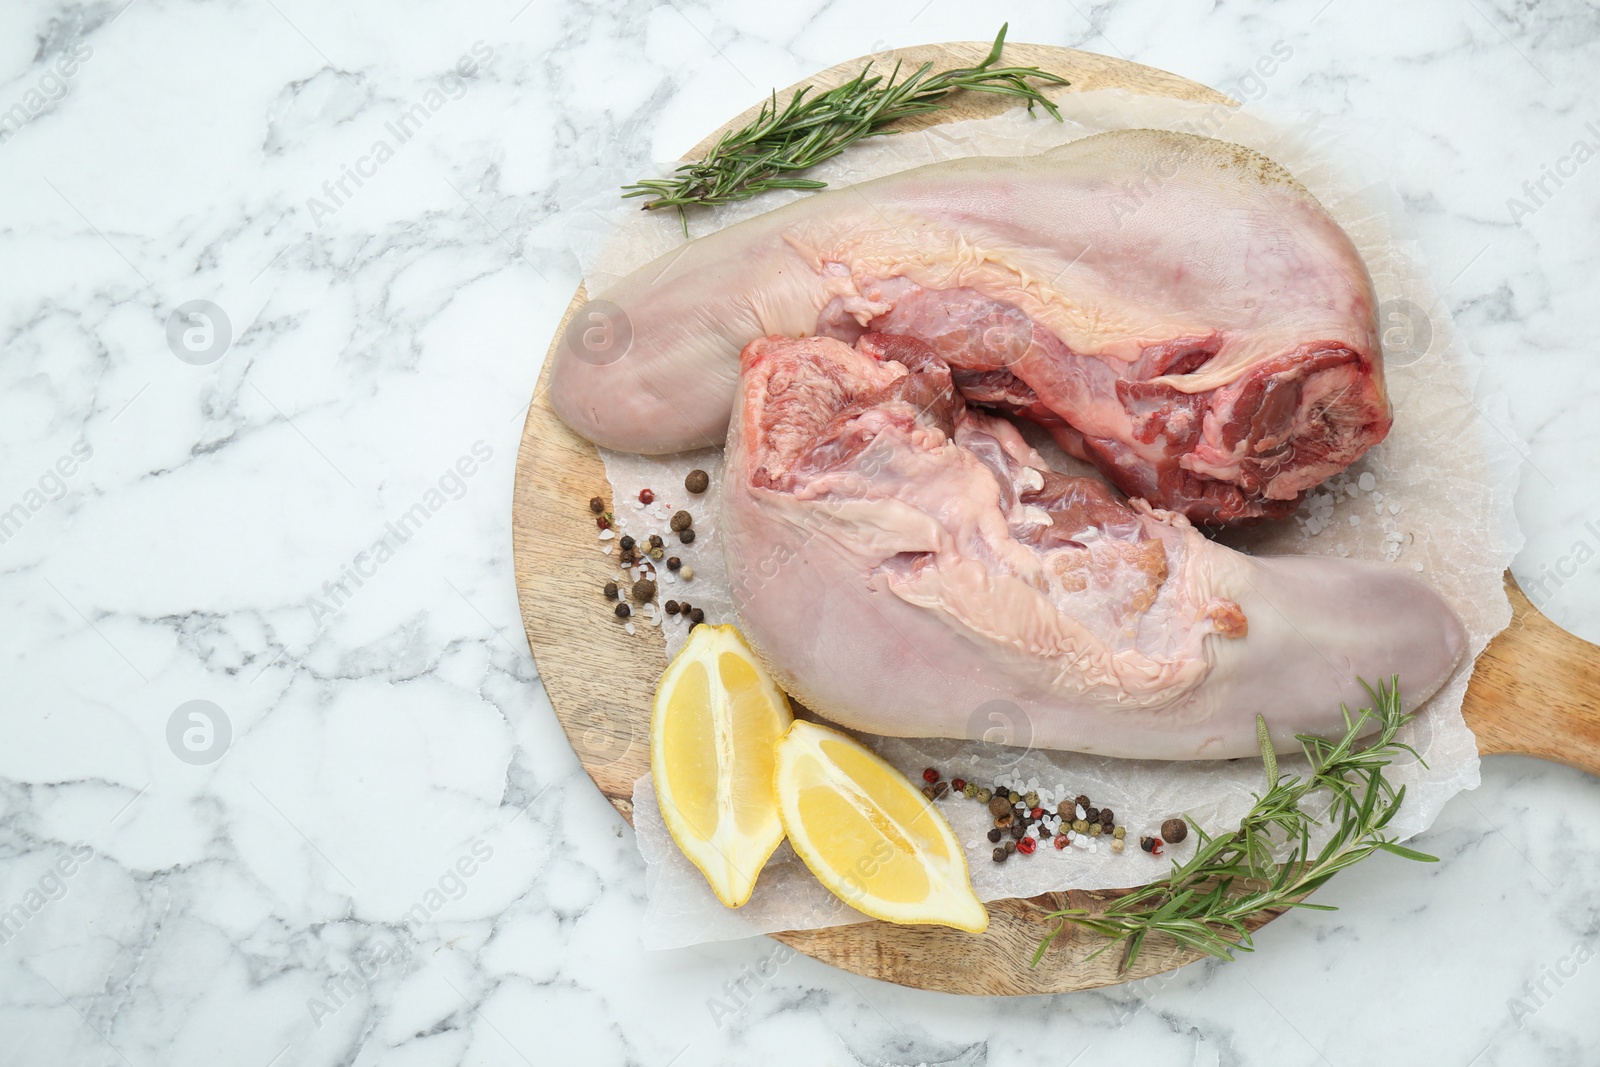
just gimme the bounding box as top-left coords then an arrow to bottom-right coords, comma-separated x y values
623,24 -> 1070,232
1031,677 -> 1436,972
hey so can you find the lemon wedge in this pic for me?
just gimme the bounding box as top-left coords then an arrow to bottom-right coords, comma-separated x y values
651,623 -> 793,907
773,720 -> 988,933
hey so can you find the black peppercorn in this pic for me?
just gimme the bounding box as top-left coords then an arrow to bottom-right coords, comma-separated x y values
987,828 -> 1003,843
1161,817 -> 1189,844
689,608 -> 705,624
677,601 -> 691,617
1099,808 -> 1115,826
1075,794 -> 1090,811
685,469 -> 709,494
992,847 -> 1008,863
932,781 -> 949,799
666,556 -> 681,571
618,535 -> 635,551
664,600 -> 680,615
679,528 -> 696,544
1139,835 -> 1157,853
1009,821 -> 1027,840
1085,807 -> 1100,823
648,533 -> 664,549
1004,839 -> 1017,854
589,496 -> 604,513
670,510 -> 693,532
614,603 -> 631,618
603,582 -> 618,600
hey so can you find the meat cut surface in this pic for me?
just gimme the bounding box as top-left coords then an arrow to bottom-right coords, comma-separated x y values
553,128 -> 1391,524
722,333 -> 1463,760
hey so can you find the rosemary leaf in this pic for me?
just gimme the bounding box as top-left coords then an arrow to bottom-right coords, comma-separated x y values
622,24 -> 1070,232
1031,677 -> 1438,971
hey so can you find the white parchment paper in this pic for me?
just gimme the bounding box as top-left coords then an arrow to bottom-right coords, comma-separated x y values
562,90 -> 1526,949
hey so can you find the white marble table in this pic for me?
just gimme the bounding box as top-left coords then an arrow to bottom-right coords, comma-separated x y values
1,1 -> 1596,1064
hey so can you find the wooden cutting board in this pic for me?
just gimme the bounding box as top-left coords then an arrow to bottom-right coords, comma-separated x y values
511,41 -> 1600,996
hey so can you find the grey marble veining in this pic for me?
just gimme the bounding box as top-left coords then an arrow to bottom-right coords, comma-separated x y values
0,1 -> 1596,1064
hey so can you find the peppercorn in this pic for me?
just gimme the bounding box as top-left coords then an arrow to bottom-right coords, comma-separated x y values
921,785 -> 935,800
963,783 -> 977,798
1162,817 -> 1189,843
994,811 -> 1013,829
619,547 -> 638,565
923,767 -> 940,783
679,565 -> 695,581
596,514 -> 611,530
951,778 -> 966,792
1112,826 -> 1125,840
685,469 -> 709,494
614,603 -> 631,618
603,581 -> 618,600
632,579 -> 656,602
987,827 -> 1003,843
932,781 -> 949,799
1111,838 -> 1125,854
992,847 -> 1008,863
670,510 -> 693,533
1089,822 -> 1102,836
1085,807 -> 1100,823
648,533 -> 664,549
679,528 -> 696,544
1017,837 -> 1037,854
1030,807 -> 1043,819
639,488 -> 654,504
1073,819 -> 1088,834
648,546 -> 664,560
1023,790 -> 1039,808
1008,790 -> 1021,804
975,788 -> 992,803
1075,794 -> 1090,811
1038,825 -> 1052,840
664,600 -> 680,615
589,496 -> 604,513
1004,839 -> 1016,854
987,795 -> 1011,818
1099,808 -> 1115,826
689,607 -> 705,625
1009,821 -> 1026,840
1055,801 -> 1073,818
1054,834 -> 1069,850
666,556 -> 681,571
619,535 -> 635,551
1139,835 -> 1155,852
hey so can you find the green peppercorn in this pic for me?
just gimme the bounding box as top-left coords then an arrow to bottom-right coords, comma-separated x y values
1089,822 -> 1103,836
1073,819 -> 1089,834
1024,791 -> 1039,808
679,528 -> 696,544
963,783 -> 977,799
975,788 -> 992,803
1112,825 -> 1126,840
1008,791 -> 1020,804
648,546 -> 664,560
670,510 -> 693,533
685,469 -> 710,494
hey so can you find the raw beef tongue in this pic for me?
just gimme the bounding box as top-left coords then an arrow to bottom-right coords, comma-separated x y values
721,332 -> 1465,761
552,128 -> 1390,525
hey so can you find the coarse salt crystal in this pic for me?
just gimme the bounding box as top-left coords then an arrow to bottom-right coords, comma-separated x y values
602,546 -> 613,555
598,529 -> 615,540
1349,515 -> 1361,526
1075,803 -> 1087,820
1390,502 -> 1402,515
1372,491 -> 1383,504
1412,561 -> 1424,571
624,621 -> 636,635
1358,472 -> 1376,492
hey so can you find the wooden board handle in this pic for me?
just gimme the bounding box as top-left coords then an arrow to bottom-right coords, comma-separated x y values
1462,573 -> 1600,776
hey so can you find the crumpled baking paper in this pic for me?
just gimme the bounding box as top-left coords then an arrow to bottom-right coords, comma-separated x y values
560,89 -> 1526,949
